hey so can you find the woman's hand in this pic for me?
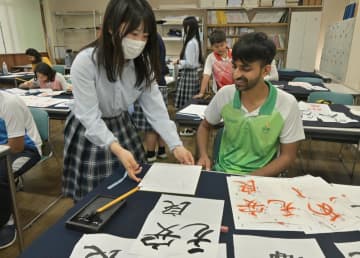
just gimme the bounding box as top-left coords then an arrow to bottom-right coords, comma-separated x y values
193,92 -> 204,99
173,146 -> 194,165
19,81 -> 32,89
111,142 -> 142,182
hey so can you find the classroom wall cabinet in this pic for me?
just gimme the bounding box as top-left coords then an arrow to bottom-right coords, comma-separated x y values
153,9 -> 206,59
205,7 -> 290,68
149,1 -> 322,68
53,10 -> 101,60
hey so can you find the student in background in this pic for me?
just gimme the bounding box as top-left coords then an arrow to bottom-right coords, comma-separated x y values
196,32 -> 304,176
63,0 -> 194,201
193,29 -> 233,99
25,48 -> 52,72
174,16 -> 203,109
19,62 -> 68,91
264,59 -> 279,81
132,34 -> 169,162
0,91 -> 42,249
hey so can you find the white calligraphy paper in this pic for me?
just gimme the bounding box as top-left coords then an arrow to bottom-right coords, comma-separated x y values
130,194 -> 224,258
233,235 -> 325,258
227,175 -> 359,233
334,241 -> 360,258
139,163 -> 202,195
70,234 -> 137,258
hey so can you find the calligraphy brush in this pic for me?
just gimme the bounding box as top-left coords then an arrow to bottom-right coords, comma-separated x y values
78,186 -> 140,224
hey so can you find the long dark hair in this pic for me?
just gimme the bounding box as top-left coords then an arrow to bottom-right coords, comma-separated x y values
34,62 -> 56,82
83,0 -> 159,88
180,16 -> 203,65
25,48 -> 42,64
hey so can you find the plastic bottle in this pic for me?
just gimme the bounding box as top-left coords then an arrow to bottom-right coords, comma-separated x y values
64,49 -> 73,67
2,61 -> 8,75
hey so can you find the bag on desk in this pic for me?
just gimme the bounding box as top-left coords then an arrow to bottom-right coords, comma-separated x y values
315,99 -> 332,105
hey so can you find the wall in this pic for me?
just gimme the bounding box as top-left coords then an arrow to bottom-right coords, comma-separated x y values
0,0 -> 45,54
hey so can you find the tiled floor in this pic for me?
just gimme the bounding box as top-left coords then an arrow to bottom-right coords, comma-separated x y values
1,105 -> 360,258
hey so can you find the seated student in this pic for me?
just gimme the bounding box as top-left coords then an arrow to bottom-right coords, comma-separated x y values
20,62 -> 68,91
0,91 -> 42,249
25,48 -> 52,72
194,29 -> 233,99
196,32 -> 305,176
264,59 -> 279,81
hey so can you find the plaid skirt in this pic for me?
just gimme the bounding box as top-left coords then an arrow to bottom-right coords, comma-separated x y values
62,112 -> 145,201
175,68 -> 200,109
132,86 -> 168,131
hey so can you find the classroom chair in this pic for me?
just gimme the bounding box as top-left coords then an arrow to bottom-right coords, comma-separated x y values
305,91 -> 357,181
212,127 -> 223,166
307,91 -> 354,105
292,77 -> 324,84
17,108 -> 62,230
52,64 -> 65,75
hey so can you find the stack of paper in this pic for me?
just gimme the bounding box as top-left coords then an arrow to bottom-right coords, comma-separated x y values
227,0 -> 242,7
286,0 -> 299,6
214,0 -> 227,7
200,0 -> 214,8
242,0 -> 259,8
259,0 -> 273,7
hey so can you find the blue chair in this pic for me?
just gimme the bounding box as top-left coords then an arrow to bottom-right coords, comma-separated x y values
29,108 -> 52,160
19,108 -> 62,230
52,65 -> 65,75
308,91 -> 354,105
292,77 -> 324,84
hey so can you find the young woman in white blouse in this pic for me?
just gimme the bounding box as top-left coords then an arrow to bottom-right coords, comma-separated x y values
63,0 -> 194,201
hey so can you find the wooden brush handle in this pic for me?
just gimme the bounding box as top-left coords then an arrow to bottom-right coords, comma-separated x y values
97,186 -> 140,213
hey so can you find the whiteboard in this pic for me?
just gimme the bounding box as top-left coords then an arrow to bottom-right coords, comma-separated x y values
320,18 -> 355,82
0,0 -> 46,54
286,11 -> 322,72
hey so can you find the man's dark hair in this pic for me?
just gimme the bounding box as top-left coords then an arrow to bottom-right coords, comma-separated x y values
209,29 -> 226,45
232,32 -> 276,66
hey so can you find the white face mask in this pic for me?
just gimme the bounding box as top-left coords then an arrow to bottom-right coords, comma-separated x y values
122,37 -> 146,59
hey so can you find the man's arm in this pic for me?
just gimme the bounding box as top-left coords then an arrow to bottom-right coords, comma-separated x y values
251,141 -> 300,177
196,119 -> 213,170
193,74 -> 210,99
7,136 -> 25,154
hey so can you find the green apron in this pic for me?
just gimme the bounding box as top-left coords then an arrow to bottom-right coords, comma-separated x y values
214,83 -> 284,174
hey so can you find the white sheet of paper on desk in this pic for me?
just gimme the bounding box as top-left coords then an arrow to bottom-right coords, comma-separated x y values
227,175 -> 359,233
19,96 -> 68,107
233,235 -> 325,258
217,243 -> 227,258
334,241 -> 360,258
139,162 -> 202,195
130,194 -> 224,258
5,88 -> 28,95
288,81 -> 313,90
177,104 -> 207,119
70,234 -> 137,258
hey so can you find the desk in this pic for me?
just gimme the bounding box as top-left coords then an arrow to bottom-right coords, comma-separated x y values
19,166 -> 360,258
2,89 -> 71,120
271,80 -> 329,101
278,70 -> 325,82
0,73 -> 34,88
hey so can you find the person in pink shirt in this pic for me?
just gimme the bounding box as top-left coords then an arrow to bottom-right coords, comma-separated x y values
20,62 -> 68,91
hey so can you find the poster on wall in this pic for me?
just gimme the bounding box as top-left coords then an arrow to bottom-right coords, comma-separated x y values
319,18 -> 355,82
